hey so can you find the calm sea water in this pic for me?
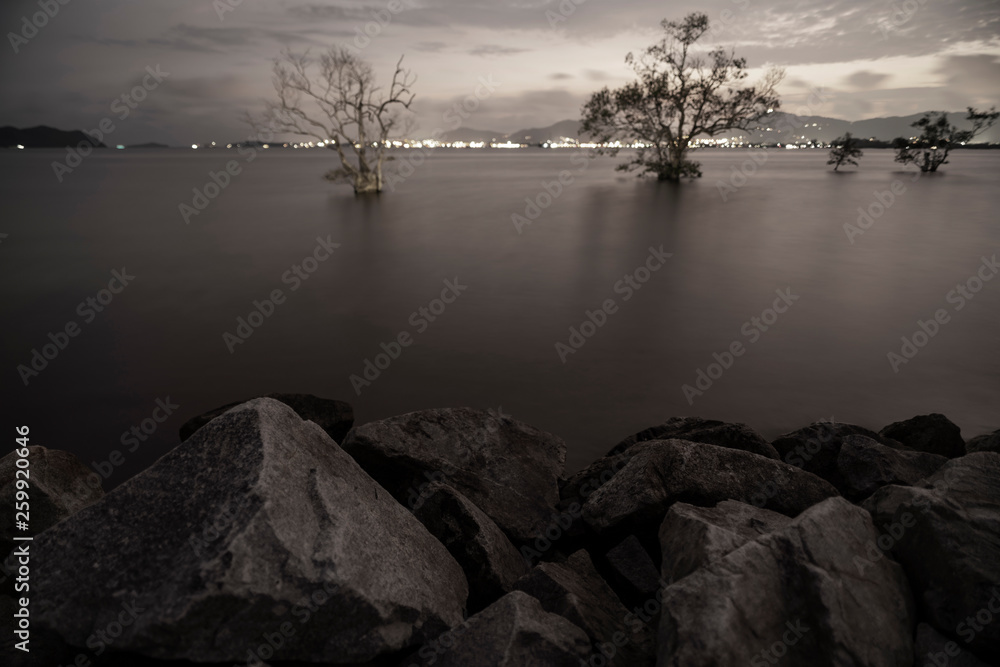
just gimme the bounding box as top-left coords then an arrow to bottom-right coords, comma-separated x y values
2,147 -> 998,482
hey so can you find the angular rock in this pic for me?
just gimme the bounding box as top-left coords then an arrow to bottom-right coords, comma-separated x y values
405,590 -> 591,667
0,446 -> 104,548
514,550 -> 655,666
836,435 -> 947,502
581,440 -> 838,552
772,420 -> 906,485
32,398 -> 467,663
879,413 -> 965,458
914,623 -> 993,667
412,481 -> 528,612
342,408 -> 566,544
966,429 -> 1000,454
607,416 -> 778,459
178,392 -> 354,443
604,535 -> 663,607
658,500 -> 790,583
657,497 -> 915,667
863,453 -> 1000,661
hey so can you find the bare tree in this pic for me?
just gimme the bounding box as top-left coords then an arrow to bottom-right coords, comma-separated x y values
827,132 -> 863,171
581,13 -> 783,181
252,47 -> 416,194
892,107 -> 998,173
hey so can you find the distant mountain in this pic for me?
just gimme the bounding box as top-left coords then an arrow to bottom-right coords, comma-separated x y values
127,142 -> 170,148
439,127 -> 504,143
0,125 -> 105,148
455,112 -> 998,146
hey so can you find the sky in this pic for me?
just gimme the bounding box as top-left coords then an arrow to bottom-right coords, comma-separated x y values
1,0 -> 999,145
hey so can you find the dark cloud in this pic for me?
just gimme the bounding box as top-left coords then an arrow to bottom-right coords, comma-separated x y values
467,44 -> 529,57
550,72 -> 573,80
843,70 -> 891,89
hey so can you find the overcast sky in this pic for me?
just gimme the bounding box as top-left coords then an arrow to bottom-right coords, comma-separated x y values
2,0 -> 998,144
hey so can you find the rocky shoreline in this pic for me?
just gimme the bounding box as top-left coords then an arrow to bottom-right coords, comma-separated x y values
2,395 -> 999,666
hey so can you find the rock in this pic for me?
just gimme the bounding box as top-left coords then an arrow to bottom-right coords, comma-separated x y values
0,446 -> 104,557
341,408 -> 566,544
863,453 -> 1000,661
404,590 -> 591,667
836,435 -> 947,502
604,535 -> 663,607
31,398 -> 467,663
607,416 -> 778,459
771,420 -> 906,485
879,413 -> 965,458
513,550 -> 655,666
412,481 -> 528,612
658,500 -> 790,583
581,440 -> 838,553
178,392 -> 354,443
966,429 -> 1000,454
657,497 -> 915,667
914,623 -> 993,667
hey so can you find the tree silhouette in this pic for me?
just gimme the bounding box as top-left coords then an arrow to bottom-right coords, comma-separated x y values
892,107 -> 998,173
827,133 -> 863,171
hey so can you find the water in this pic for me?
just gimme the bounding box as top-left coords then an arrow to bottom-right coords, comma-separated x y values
2,147 -> 998,483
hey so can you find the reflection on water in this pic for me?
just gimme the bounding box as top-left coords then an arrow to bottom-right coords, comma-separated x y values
2,148 -> 998,482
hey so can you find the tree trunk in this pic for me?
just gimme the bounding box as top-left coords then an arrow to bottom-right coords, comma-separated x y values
353,171 -> 381,195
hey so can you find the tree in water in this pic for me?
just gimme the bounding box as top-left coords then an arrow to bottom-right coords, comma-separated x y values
253,47 -> 415,194
581,12 -> 783,182
892,107 -> 998,173
827,132 -> 863,171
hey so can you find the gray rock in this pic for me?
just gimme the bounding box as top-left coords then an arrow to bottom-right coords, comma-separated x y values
178,392 -> 354,443
879,413 -> 965,458
836,435 -> 947,502
31,398 -> 467,663
403,590 -> 591,667
412,481 -> 528,612
514,550 -> 655,666
772,420 -> 906,487
581,440 -> 838,550
657,497 -> 915,667
658,500 -> 790,583
604,535 -> 663,607
966,429 -> 1000,454
607,416 -> 779,459
0,445 -> 104,547
914,623 -> 993,667
341,408 -> 566,544
863,453 -> 1000,661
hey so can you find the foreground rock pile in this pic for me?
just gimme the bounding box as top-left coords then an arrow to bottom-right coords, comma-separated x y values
2,400 -> 998,666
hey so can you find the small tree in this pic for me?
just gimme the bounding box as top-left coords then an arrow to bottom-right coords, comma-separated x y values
892,107 -> 998,173
581,13 -> 783,181
827,132 -> 863,171
253,47 -> 415,194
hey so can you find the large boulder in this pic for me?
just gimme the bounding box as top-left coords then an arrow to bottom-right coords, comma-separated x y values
404,591 -> 591,667
513,550 -> 655,666
879,413 -> 965,458
914,623 -> 993,667
966,429 -> 1000,454
657,497 -> 915,667
607,416 -> 778,459
31,398 -> 467,663
581,440 -> 838,553
412,481 -> 528,612
341,408 -> 566,544
658,500 -> 790,583
836,435 -> 947,502
771,420 -> 906,484
863,453 -> 1000,661
178,392 -> 354,443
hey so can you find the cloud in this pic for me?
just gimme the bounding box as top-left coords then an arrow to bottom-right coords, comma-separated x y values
413,41 -> 448,53
934,54 -> 1000,106
550,72 -> 573,80
843,70 -> 890,89
467,44 -> 529,57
